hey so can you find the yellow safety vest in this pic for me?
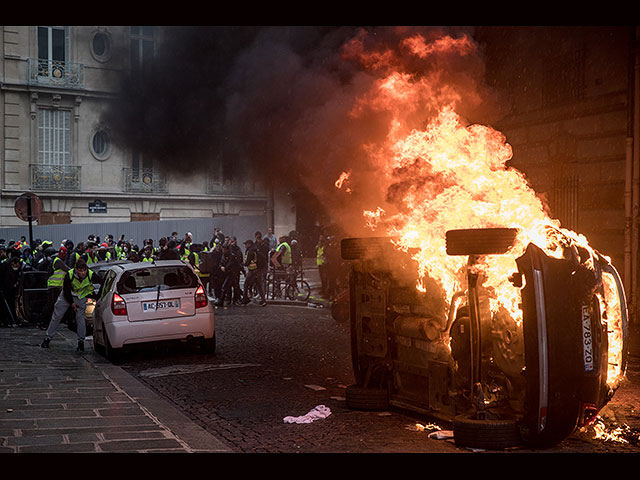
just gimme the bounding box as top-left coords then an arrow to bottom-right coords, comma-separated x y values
68,269 -> 95,299
276,242 -> 292,265
192,252 -> 209,278
316,246 -> 325,266
47,257 -> 66,287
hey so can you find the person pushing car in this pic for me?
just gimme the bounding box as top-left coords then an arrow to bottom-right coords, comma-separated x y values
41,259 -> 103,352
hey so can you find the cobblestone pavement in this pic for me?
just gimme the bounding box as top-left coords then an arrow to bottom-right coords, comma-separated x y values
119,303 -> 640,454
0,325 -> 230,453
2,262 -> 640,454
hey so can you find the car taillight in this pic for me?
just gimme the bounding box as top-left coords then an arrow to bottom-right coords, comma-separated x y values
578,402 -> 599,427
195,285 -> 208,308
112,293 -> 128,316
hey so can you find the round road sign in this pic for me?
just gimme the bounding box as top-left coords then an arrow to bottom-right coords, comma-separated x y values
14,192 -> 43,222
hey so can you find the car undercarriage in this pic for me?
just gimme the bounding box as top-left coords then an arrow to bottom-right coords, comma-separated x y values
340,227 -> 629,449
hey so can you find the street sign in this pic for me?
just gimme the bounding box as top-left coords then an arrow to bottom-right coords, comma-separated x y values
89,199 -> 107,214
14,192 -> 42,222
14,192 -> 42,249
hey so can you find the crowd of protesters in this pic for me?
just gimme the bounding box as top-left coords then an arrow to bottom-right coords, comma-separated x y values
0,226 -> 345,328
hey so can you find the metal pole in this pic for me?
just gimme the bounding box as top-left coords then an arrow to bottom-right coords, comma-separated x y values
27,197 -> 34,250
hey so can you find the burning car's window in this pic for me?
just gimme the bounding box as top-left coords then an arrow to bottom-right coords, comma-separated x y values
117,266 -> 198,294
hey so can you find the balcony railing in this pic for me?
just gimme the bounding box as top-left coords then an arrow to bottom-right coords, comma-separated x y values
27,58 -> 85,89
30,164 -> 81,191
123,168 -> 167,193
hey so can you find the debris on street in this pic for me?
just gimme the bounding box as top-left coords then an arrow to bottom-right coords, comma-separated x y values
304,384 -> 326,391
283,405 -> 332,424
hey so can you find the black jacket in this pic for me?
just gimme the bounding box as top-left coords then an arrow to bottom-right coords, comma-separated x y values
0,261 -> 21,293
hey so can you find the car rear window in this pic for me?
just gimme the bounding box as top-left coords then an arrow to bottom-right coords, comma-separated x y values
116,266 -> 199,294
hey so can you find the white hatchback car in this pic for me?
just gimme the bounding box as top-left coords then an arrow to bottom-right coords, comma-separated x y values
92,260 -> 215,362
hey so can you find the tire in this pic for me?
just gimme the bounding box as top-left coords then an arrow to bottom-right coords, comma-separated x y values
286,281 -> 311,302
453,414 -> 522,450
341,237 -> 395,260
345,384 -> 389,411
93,332 -> 104,354
331,292 -> 349,323
103,328 -> 123,364
446,228 -> 518,256
201,334 -> 216,354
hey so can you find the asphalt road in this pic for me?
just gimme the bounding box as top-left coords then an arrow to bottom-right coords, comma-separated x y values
113,302 -> 640,453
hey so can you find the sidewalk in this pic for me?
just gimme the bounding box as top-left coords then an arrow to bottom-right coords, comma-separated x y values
0,324 -> 232,453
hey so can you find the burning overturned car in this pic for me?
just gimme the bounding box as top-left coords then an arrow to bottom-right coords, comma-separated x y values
339,226 -> 628,449
331,107 -> 629,449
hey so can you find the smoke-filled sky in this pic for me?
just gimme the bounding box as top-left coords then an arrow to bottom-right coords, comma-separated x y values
105,26 -> 506,236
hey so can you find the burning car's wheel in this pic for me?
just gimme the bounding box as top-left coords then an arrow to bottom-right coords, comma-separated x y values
453,414 -> 522,450
445,227 -> 519,256
345,384 -> 389,411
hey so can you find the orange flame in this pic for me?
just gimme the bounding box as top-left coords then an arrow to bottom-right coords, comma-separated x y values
337,30 -> 625,389
335,170 -> 352,193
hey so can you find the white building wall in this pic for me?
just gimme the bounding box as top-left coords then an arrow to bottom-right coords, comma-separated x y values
0,26 -> 295,235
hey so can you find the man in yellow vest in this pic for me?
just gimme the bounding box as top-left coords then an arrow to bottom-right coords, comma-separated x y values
271,236 -> 292,270
43,246 -> 70,328
316,235 -> 328,296
271,235 -> 293,295
141,244 -> 155,262
85,242 -> 99,264
41,259 -> 103,352
241,240 -> 266,306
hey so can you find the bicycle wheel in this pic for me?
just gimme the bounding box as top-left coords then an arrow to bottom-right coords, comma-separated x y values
286,281 -> 311,302
298,281 -> 311,302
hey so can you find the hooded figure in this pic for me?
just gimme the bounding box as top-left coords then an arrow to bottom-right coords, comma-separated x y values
0,257 -> 22,325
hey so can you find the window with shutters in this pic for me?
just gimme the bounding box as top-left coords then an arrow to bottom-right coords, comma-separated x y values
38,109 -> 70,165
31,108 -> 79,191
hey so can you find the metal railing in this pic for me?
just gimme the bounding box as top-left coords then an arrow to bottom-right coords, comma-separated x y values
123,168 -> 167,193
27,58 -> 85,89
30,164 -> 81,191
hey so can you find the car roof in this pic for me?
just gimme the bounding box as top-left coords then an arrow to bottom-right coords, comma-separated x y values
89,260 -> 131,269
119,260 -> 188,270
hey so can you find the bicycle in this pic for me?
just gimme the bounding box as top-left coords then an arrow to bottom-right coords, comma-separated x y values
255,265 -> 310,302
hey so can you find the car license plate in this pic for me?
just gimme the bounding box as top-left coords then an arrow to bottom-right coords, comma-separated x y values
143,299 -> 180,312
581,305 -> 593,372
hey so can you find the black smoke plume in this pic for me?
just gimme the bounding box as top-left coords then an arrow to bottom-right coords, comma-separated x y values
104,26 -> 502,236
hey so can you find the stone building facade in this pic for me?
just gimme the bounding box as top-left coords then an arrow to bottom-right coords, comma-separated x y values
0,26 -> 295,233
476,26 -> 639,323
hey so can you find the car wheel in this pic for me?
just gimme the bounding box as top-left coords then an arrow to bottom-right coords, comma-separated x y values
200,334 -> 216,354
93,332 -> 104,354
453,414 -> 522,450
345,384 -> 389,411
445,227 -> 519,256
103,329 -> 123,364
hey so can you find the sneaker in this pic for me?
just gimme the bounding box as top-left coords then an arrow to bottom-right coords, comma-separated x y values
41,337 -> 50,348
259,301 -> 267,306
76,340 -> 84,352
